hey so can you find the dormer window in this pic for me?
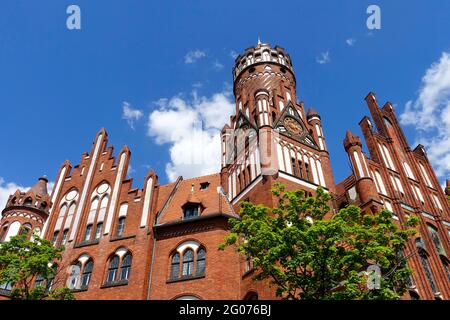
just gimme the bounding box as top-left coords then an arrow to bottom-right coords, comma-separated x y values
183,204 -> 199,220
24,197 -> 33,206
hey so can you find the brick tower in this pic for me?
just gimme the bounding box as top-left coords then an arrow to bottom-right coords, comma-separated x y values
0,176 -> 51,242
221,40 -> 335,212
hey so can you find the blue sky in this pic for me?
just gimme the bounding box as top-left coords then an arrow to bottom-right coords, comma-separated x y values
1,0 -> 450,207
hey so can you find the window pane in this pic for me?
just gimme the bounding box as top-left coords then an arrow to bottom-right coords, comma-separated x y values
171,253 -> 180,279
182,250 -> 194,276
95,223 -> 103,239
419,252 -> 438,293
84,225 -> 92,241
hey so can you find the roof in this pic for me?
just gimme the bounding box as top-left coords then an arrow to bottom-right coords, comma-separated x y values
155,173 -> 237,225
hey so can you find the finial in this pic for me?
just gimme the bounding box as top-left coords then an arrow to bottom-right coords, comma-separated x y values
257,36 -> 262,45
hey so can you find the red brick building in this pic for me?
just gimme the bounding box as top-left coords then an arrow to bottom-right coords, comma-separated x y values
1,42 -> 449,300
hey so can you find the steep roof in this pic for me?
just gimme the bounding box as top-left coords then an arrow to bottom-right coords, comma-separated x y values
155,173 -> 237,225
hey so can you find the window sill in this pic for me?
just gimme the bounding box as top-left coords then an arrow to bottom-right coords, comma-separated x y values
100,280 -> 129,289
110,234 -> 136,242
71,286 -> 88,293
74,239 -> 100,248
166,274 -> 205,284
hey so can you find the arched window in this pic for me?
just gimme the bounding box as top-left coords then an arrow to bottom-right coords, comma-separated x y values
98,196 -> 109,222
40,202 -> 48,211
171,253 -> 180,279
409,291 -> 420,300
116,217 -> 126,237
175,295 -> 201,300
19,223 -> 32,236
196,249 -> 205,276
416,239 -> 438,293
24,197 -> 33,206
107,256 -> 119,283
182,249 -> 194,277
94,222 -> 103,240
81,260 -> 93,288
0,224 -> 8,242
427,224 -> 447,256
120,254 -> 132,281
441,257 -> 450,281
46,264 -> 57,292
244,292 -> 259,300
68,262 -> 81,289
84,224 -> 92,242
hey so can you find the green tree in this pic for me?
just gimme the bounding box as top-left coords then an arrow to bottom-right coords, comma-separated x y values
220,183 -> 418,300
0,230 -> 75,300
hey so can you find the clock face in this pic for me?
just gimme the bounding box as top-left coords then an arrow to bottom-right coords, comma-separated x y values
283,117 -> 303,135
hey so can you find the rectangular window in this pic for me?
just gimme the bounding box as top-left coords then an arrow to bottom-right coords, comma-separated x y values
183,205 -> 199,220
107,270 -> 116,283
95,223 -> 103,239
61,229 -> 68,245
182,261 -> 194,277
84,225 -> 92,242
116,218 -> 125,237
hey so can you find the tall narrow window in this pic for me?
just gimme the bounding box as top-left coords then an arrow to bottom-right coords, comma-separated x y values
291,157 -> 297,176
116,217 -> 126,237
34,275 -> 45,288
120,254 -> 132,281
20,223 -> 32,236
442,258 -> 450,282
171,253 -> 180,279
46,265 -> 57,292
81,260 -> 93,288
416,240 -> 438,293
95,222 -> 103,240
107,256 -> 119,283
196,249 -> 206,276
84,224 -> 92,242
427,225 -> 446,256
52,231 -> 59,245
182,250 -> 194,277
305,163 -> 311,181
68,262 -> 81,289
61,229 -> 69,245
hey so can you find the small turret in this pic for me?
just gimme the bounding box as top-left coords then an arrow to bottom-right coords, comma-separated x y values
343,131 -> 381,212
0,176 -> 51,242
446,179 -> 450,197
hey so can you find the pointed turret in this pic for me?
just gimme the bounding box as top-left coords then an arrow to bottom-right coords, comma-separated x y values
343,130 -> 362,151
29,176 -> 49,198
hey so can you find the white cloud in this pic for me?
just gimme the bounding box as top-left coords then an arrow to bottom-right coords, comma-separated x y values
316,51 -> 331,64
346,38 -> 356,46
230,50 -> 238,59
213,60 -> 224,71
147,90 -> 234,182
400,52 -> 450,182
184,50 -> 207,64
0,177 -> 29,210
122,101 -> 143,130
